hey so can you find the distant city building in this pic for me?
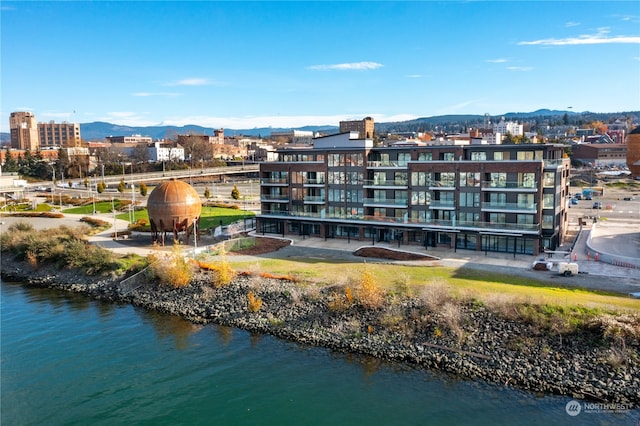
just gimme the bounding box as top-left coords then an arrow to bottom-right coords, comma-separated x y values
572,143 -> 627,167
493,119 -> 523,137
39,121 -> 81,148
10,112 -> 39,151
339,117 -> 374,139
148,142 -> 185,163
270,130 -> 314,145
106,135 -> 152,144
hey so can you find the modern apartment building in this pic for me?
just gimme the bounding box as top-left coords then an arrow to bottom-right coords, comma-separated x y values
339,117 -> 375,139
257,133 -> 570,256
38,121 -> 81,148
10,111 -> 39,151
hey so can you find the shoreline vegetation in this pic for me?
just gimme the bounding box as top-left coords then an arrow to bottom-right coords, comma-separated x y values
1,222 -> 639,408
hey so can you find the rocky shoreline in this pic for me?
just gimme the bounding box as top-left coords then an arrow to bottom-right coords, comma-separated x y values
2,260 -> 639,408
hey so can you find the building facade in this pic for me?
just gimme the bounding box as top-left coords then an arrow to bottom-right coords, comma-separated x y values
106,135 -> 153,144
339,117 -> 375,139
10,112 -> 39,151
257,134 -> 570,256
38,121 -> 81,148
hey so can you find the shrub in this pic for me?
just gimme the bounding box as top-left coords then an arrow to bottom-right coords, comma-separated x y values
148,245 -> 193,288
355,269 -> 384,309
247,291 -> 262,313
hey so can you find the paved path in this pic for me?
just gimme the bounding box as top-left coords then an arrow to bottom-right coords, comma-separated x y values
2,212 -> 638,296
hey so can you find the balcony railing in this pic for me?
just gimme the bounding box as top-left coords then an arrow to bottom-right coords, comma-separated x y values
363,198 -> 408,207
481,181 -> 538,191
481,202 -> 537,212
302,179 -> 326,185
261,178 -> 288,185
303,196 -> 326,203
260,194 -> 289,202
366,161 -> 408,168
256,210 -> 540,233
362,179 -> 408,187
428,200 -> 455,209
428,181 -> 456,190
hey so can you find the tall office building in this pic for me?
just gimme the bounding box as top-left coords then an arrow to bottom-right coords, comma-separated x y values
339,117 -> 375,139
10,112 -> 39,151
38,121 -> 81,148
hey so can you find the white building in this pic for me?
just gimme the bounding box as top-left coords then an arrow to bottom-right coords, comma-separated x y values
493,120 -> 523,137
148,142 -> 184,162
270,129 -> 314,145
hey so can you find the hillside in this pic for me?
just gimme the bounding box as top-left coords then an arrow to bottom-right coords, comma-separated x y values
1,109 -> 638,143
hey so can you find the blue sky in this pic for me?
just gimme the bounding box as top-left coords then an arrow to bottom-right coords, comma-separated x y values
2,1 -> 639,133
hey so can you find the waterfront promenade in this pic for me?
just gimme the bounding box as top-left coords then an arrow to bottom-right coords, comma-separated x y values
2,212 -> 638,295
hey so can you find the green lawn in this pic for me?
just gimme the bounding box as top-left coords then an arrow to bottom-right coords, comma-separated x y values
227,257 -> 640,312
62,201 -> 253,227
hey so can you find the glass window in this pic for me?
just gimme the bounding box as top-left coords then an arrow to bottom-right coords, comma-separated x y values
471,152 -> 486,161
543,194 -> 555,209
398,152 -> 411,166
542,214 -> 554,229
543,172 -> 555,187
518,193 -> 534,207
517,214 -> 534,225
460,172 -> 480,187
394,172 -> 407,185
418,152 -> 432,161
494,152 -> 503,160
489,173 -> 507,188
442,152 -> 455,161
519,173 -> 536,188
459,192 -> 480,207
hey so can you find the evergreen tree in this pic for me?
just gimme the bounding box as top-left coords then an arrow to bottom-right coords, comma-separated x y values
231,185 -> 240,200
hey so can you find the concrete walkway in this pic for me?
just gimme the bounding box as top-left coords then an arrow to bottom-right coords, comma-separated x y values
2,212 -> 638,295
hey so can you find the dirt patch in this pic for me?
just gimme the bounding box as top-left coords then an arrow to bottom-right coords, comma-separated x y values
353,247 -> 437,261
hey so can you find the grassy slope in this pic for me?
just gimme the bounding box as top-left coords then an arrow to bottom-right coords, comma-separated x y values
228,258 -> 640,312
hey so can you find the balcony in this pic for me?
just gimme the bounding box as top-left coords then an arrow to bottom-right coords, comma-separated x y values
428,200 -> 455,210
260,194 -> 289,202
366,161 -> 408,168
362,179 -> 408,189
363,198 -> 408,207
428,181 -> 456,190
481,181 -> 538,192
303,195 -> 326,204
261,178 -> 288,186
302,179 -> 325,186
255,210 -> 541,234
481,202 -> 537,213
421,219 -> 540,234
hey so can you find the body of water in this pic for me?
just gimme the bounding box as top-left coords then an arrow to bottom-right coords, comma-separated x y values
2,282 -> 637,425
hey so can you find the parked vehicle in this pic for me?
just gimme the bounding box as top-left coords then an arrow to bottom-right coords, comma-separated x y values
574,194 -> 582,200
558,262 -> 579,277
593,202 -> 602,209
570,198 -> 579,205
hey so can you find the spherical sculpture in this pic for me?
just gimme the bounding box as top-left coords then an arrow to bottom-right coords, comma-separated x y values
147,179 -> 202,245
627,126 -> 640,179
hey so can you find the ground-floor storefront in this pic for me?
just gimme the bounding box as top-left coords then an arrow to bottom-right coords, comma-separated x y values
256,217 -> 543,256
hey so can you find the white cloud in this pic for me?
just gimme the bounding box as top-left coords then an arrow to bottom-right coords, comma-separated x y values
506,66 -> 534,72
565,21 -> 580,28
405,74 -> 423,78
164,78 -> 212,86
486,58 -> 508,63
132,92 -> 180,97
518,28 -> 640,46
307,62 -> 383,71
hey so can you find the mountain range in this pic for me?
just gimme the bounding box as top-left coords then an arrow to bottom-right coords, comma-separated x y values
1,109 -> 638,143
